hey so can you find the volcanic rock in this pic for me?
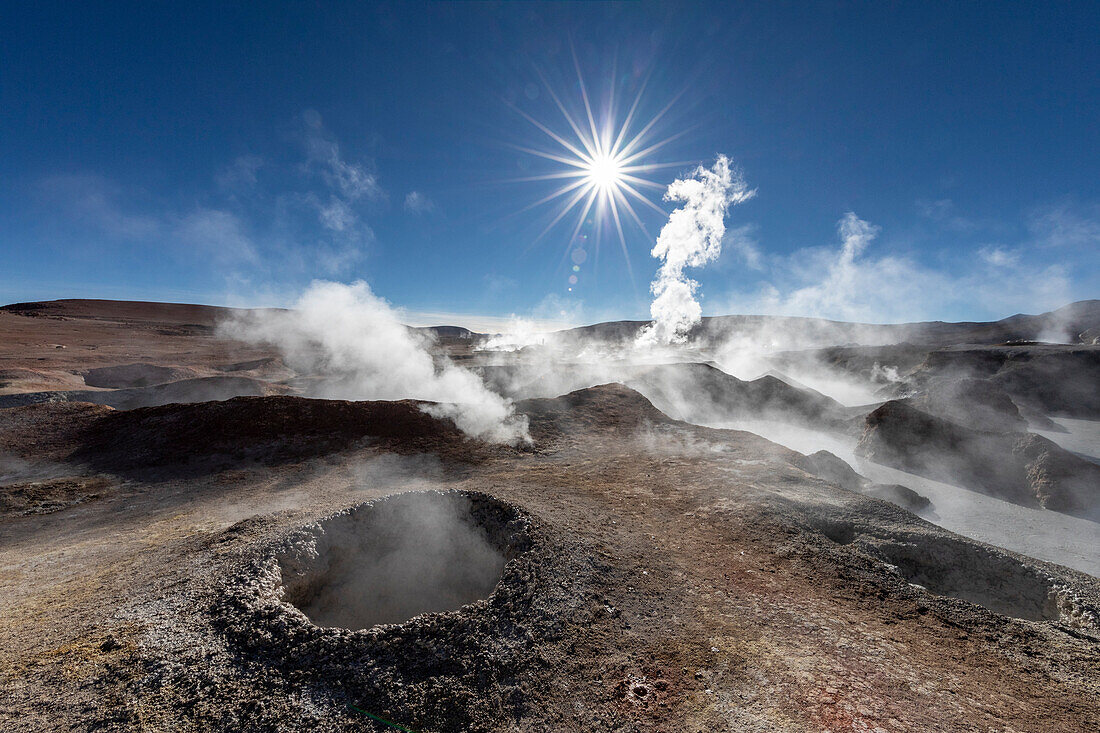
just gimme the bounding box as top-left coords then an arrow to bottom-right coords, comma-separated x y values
792,449 -> 933,512
0,375 -> 285,411
905,377 -> 1027,432
905,345 -> 1100,419
626,362 -> 850,429
792,450 -> 865,492
863,483 -> 932,512
4,298 -> 1100,732
515,382 -> 674,445
857,400 -> 1100,516
80,362 -> 205,388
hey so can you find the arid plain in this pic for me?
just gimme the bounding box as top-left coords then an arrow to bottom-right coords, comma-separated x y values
1,299 -> 1098,732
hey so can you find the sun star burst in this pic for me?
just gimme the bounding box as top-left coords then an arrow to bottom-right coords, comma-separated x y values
586,152 -> 623,193
506,61 -> 694,280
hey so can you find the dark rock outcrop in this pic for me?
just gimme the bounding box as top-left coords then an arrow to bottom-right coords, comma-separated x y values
631,364 -> 848,429
792,450 -> 865,492
905,377 -> 1027,432
516,383 -> 673,444
904,346 -> 1100,419
857,400 -> 1100,517
66,396 -> 489,475
864,483 -> 932,513
792,449 -> 932,513
80,363 -> 204,388
0,376 -> 282,411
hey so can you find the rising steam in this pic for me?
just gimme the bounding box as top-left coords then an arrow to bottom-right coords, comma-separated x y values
637,155 -> 754,346
221,280 -> 529,444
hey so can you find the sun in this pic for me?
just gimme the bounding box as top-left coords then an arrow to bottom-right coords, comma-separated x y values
586,152 -> 624,194
506,61 -> 691,276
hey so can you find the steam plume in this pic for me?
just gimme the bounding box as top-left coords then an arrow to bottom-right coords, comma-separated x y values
637,155 -> 754,346
221,280 -> 529,444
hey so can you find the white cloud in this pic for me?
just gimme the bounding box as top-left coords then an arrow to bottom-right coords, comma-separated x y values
404,191 -> 436,214
174,208 -> 259,264
328,157 -> 383,201
978,246 -> 1020,267
317,197 -> 356,232
302,109 -> 384,202
1028,202 -> 1100,248
38,174 -> 161,239
723,212 -> 1075,323
916,197 -> 977,232
216,155 -> 264,191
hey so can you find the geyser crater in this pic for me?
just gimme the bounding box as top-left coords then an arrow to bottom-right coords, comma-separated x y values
276,490 -> 530,630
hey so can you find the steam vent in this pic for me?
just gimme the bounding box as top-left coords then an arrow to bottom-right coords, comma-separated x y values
277,491 -> 530,629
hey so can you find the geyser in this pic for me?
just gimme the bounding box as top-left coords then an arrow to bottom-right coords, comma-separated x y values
277,491 -> 527,630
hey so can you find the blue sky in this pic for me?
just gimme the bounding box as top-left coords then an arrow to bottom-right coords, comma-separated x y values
2,1 -> 1097,328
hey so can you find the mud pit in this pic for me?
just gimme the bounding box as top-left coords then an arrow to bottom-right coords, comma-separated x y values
277,491 -> 527,629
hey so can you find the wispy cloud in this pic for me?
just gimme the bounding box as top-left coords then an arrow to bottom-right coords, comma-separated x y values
37,174 -> 161,239
1028,202 -> 1100,248
721,223 -> 764,270
173,208 -> 259,265
301,109 -> 385,202
37,109 -> 391,292
530,291 -> 585,327
722,212 -> 1076,323
37,174 -> 260,266
481,273 -> 517,296
317,197 -> 357,232
215,155 -> 264,192
916,197 -> 978,232
404,190 -> 435,215
294,109 -> 384,246
978,246 -> 1020,267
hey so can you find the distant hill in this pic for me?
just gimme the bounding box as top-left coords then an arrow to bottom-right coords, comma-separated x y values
5,298 -> 1098,346
0,299 -> 476,342
557,300 -> 1100,347
0,298 -> 246,326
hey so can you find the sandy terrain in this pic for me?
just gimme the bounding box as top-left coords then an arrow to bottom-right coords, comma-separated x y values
0,300 -> 279,394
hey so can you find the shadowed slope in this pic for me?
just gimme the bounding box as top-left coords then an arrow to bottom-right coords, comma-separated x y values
0,396 -> 489,477
515,383 -> 675,445
858,400 -> 1100,517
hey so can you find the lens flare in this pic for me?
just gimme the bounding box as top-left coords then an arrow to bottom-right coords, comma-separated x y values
506,58 -> 694,279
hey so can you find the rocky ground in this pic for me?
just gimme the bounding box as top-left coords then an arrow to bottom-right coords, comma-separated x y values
1,300 -> 1099,732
